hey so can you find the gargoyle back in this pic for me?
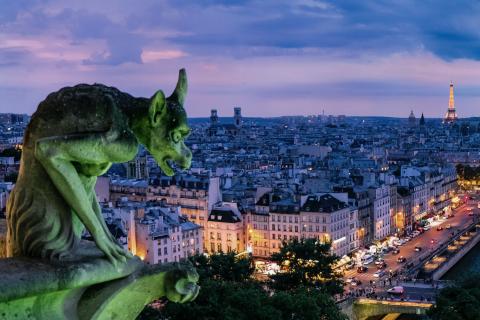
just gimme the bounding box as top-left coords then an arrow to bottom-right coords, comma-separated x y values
23,84 -> 149,149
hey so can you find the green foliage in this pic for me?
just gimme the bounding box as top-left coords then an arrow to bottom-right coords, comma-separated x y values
428,274 -> 480,320
160,279 -> 346,320
161,280 -> 280,320
190,252 -> 254,283
141,250 -> 347,320
456,164 -> 480,180
269,238 -> 343,295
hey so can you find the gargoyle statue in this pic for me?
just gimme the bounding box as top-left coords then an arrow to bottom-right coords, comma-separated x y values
6,69 -> 192,266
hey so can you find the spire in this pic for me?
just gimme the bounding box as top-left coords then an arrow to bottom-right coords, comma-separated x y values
420,113 -> 425,126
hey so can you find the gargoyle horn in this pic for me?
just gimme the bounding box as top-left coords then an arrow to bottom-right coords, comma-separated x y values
169,68 -> 187,106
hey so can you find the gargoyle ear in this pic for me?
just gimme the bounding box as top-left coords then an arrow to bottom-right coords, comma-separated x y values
149,90 -> 166,126
168,68 -> 187,106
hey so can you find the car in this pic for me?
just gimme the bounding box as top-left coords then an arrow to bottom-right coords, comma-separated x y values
446,224 -> 452,229
373,270 -> 386,278
387,286 -> 405,295
345,277 -> 355,284
414,246 -> 422,252
397,256 -> 407,263
392,248 -> 400,255
469,211 -> 475,216
437,226 -> 443,231
377,262 -> 387,270
362,257 -> 374,266
351,279 -> 362,286
345,261 -> 355,270
357,266 -> 368,273
423,226 -> 430,231
374,259 -> 385,266
393,240 -> 402,246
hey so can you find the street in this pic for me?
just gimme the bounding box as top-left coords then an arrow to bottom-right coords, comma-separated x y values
343,201 -> 477,295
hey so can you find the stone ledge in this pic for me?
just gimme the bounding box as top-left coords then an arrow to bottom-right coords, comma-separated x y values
0,241 -> 199,320
0,242 -> 143,304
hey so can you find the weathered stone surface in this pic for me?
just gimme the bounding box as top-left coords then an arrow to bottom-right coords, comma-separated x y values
0,242 -> 199,320
0,69 -> 199,318
6,69 -> 191,264
0,241 -> 142,304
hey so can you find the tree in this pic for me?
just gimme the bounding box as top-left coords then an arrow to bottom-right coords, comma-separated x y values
141,250 -> 348,320
190,251 -> 254,283
160,279 -> 281,320
269,238 -> 343,295
161,279 -> 347,320
270,288 -> 347,320
428,274 -> 480,320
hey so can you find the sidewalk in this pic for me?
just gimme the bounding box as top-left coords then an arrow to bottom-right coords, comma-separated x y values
398,281 -> 448,289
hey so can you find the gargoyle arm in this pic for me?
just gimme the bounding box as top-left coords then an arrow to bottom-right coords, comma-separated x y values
34,133 -> 130,265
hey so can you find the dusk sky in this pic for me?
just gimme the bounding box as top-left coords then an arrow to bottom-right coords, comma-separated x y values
1,0 -> 480,118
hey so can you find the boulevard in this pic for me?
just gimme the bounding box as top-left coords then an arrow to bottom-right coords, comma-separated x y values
343,199 -> 478,297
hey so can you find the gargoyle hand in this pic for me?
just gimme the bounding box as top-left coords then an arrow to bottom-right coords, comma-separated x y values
164,262 -> 200,303
94,231 -> 130,266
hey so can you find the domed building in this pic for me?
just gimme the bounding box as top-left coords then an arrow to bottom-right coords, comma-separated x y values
408,110 -> 416,127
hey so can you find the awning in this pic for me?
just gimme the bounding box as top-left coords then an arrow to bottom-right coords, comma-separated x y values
333,255 -> 352,268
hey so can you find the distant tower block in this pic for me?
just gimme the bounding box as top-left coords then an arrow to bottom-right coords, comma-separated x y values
234,107 -> 242,127
210,109 -> 218,125
443,82 -> 458,123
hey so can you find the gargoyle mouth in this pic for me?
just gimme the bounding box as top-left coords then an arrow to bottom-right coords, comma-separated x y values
159,158 -> 175,176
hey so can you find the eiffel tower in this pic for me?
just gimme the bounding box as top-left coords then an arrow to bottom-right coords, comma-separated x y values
443,81 -> 458,123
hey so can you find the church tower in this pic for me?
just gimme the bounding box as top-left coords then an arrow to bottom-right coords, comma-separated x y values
210,109 -> 218,125
234,107 -> 242,127
443,82 -> 458,123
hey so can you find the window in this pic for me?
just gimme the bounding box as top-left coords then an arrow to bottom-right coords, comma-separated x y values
272,224 -> 276,231
217,243 -> 222,252
164,247 -> 168,255
210,243 -> 215,252
272,233 -> 276,239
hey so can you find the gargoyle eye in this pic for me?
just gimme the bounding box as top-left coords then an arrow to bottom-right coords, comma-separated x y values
171,131 -> 182,143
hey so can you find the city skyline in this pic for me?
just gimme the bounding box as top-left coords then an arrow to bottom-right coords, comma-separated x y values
1,1 -> 480,117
